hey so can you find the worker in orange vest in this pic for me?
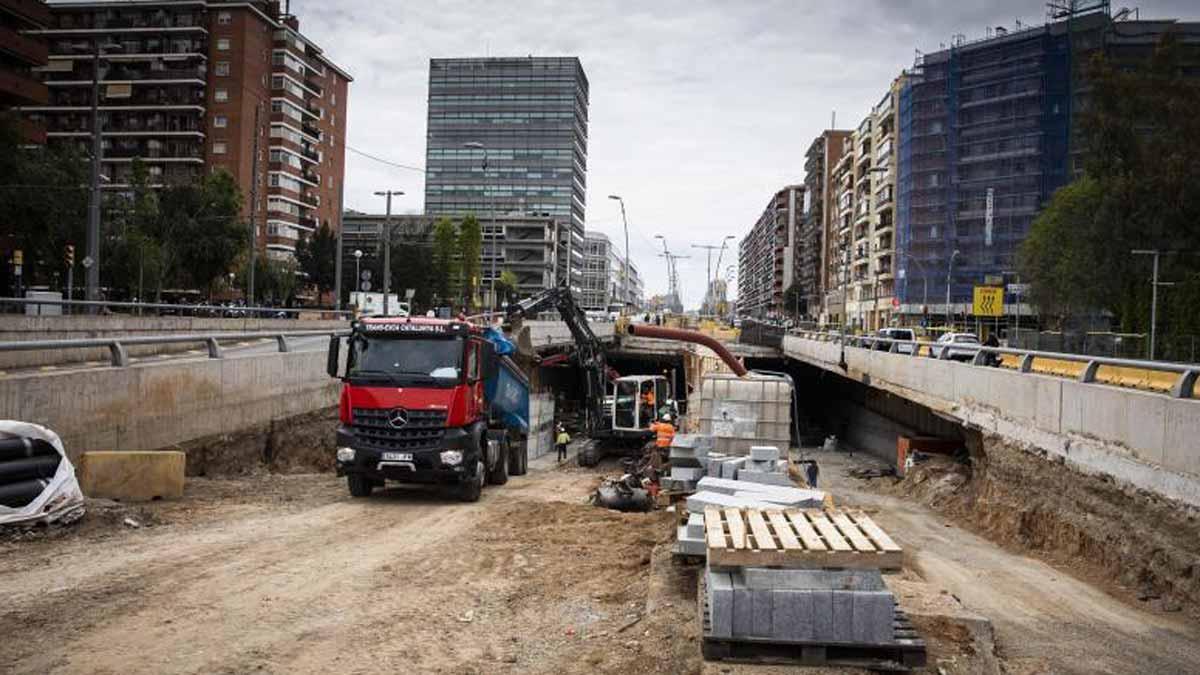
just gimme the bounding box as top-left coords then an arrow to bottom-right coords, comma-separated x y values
651,414 -> 675,449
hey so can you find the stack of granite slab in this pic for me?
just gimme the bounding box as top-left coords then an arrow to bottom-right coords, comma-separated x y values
736,445 -> 791,486
704,567 -> 896,644
674,478 -> 827,556
661,434 -> 714,492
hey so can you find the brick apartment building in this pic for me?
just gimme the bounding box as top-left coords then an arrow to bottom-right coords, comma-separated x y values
737,184 -> 804,319
22,0 -> 351,262
1,0 -> 49,142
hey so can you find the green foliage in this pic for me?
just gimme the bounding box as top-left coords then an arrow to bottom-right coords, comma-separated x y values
389,221 -> 434,310
161,169 -> 246,297
782,282 -> 803,316
0,113 -> 88,290
103,158 -> 162,300
431,217 -> 459,303
1020,34 -> 1200,346
495,269 -> 519,305
458,214 -> 482,308
295,222 -> 337,294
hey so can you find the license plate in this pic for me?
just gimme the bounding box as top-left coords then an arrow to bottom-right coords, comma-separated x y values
381,452 -> 413,462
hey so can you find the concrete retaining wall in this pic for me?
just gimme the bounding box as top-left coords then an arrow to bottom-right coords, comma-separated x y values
783,335 -> 1200,508
0,349 -> 338,461
0,315 -> 347,368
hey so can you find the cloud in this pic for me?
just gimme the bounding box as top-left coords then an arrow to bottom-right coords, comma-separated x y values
291,0 -> 1198,307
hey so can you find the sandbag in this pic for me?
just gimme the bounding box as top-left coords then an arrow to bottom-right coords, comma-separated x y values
0,422 -> 85,526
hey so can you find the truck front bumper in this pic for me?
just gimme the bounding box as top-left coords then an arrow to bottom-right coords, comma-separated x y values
334,425 -> 480,485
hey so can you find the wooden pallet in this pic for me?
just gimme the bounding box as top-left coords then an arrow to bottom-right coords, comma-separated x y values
698,574 -> 926,671
704,507 -> 903,571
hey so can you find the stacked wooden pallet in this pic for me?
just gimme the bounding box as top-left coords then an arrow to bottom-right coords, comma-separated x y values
704,506 -> 903,571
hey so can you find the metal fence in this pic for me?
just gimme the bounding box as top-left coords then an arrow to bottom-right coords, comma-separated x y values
0,330 -> 349,368
774,329 -> 1200,400
0,296 -> 352,319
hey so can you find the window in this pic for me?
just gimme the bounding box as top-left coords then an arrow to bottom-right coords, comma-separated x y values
213,115 -> 228,128
216,38 -> 230,51
466,342 -> 479,381
215,61 -> 230,76
214,88 -> 228,102
213,142 -> 227,155
217,11 -> 231,25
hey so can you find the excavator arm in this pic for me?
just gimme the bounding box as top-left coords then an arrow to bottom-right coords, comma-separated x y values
508,286 -> 608,436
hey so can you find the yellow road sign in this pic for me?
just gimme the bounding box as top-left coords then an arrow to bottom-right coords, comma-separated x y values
973,286 -> 1003,317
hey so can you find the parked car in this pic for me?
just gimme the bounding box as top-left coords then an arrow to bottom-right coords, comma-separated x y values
928,332 -> 980,361
873,327 -> 917,354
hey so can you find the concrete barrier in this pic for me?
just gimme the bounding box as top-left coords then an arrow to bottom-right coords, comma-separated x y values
0,349 -> 339,461
78,450 -> 186,501
782,334 -> 1200,508
0,315 -> 347,368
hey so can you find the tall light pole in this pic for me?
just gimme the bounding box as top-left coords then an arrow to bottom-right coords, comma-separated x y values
85,40 -> 122,311
945,249 -> 961,330
374,190 -> 403,315
608,195 -> 630,314
692,237 -> 735,315
1131,249 -> 1176,361
464,142 -> 495,316
353,249 -> 363,301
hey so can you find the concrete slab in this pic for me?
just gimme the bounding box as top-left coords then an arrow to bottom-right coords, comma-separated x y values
695,476 -> 823,505
78,450 -> 185,501
686,512 -> 705,539
719,456 -> 746,479
707,569 -> 734,638
832,590 -> 854,641
670,466 -> 704,482
734,472 -> 795,488
750,445 -> 780,461
852,590 -> 895,643
675,525 -> 707,555
685,490 -> 776,514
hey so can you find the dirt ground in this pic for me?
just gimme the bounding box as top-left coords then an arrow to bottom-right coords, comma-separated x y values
3,444 -> 1199,674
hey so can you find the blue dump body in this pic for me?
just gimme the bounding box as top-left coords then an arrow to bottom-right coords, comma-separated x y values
486,355 -> 530,434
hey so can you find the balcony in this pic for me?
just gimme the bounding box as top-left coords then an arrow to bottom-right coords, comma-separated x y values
0,68 -> 48,105
44,13 -> 208,32
299,191 -> 319,208
0,24 -> 48,66
4,0 -> 52,26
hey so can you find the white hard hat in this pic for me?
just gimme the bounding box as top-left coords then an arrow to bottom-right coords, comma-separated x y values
661,414 -> 672,423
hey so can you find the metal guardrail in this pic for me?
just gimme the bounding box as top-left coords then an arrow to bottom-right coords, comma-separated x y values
0,330 -> 350,368
0,296 -> 353,318
786,329 -> 1199,399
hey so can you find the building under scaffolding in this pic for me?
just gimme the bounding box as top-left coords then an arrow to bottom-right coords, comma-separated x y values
895,3 -> 1200,325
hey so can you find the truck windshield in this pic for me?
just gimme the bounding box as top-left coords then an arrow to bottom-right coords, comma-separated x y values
348,337 -> 463,384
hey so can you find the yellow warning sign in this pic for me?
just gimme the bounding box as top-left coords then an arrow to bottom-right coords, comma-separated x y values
973,286 -> 1003,317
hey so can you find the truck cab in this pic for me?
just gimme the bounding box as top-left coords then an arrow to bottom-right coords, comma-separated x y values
327,317 -> 525,501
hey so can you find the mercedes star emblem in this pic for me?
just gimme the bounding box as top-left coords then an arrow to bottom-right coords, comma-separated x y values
387,408 -> 409,429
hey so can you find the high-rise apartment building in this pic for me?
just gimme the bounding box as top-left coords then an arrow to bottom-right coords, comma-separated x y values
424,57 -> 589,296
1,0 -> 49,143
23,0 -> 351,262
581,231 -> 642,311
824,135 -> 855,326
895,8 -> 1200,319
800,129 -> 849,320
737,184 -> 804,319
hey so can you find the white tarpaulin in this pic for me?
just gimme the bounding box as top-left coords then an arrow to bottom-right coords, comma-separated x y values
0,421 -> 86,527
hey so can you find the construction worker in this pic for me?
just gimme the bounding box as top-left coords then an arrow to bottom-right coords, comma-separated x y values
555,424 -> 571,462
651,414 -> 675,450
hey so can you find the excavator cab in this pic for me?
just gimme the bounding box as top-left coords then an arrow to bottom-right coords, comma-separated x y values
610,374 -> 671,434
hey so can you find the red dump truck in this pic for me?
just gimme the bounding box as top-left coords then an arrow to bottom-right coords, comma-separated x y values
326,316 -> 530,501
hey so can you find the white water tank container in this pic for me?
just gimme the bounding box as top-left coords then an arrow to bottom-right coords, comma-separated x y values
696,373 -> 792,456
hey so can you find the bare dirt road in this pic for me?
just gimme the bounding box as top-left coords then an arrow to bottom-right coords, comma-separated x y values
3,447 -> 1199,674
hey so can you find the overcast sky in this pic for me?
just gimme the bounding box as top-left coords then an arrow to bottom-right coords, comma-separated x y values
292,0 -> 1196,308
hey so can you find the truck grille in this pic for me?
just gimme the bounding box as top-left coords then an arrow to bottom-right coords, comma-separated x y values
351,408 -> 448,452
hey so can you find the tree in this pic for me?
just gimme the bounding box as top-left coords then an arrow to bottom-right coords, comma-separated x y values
103,158 -> 163,301
782,282 -> 804,318
458,214 -> 482,309
0,113 -> 88,293
155,169 -> 246,299
495,269 -> 519,306
390,221 -> 434,311
295,222 -> 337,295
431,217 -> 459,304
1019,34 -> 1200,351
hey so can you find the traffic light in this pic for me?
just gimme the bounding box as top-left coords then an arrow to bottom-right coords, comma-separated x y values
65,244 -> 75,267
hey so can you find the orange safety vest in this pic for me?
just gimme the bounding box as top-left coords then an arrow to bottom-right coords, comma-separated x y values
652,421 -> 675,448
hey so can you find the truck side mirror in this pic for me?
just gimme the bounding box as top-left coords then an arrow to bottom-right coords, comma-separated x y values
327,335 -> 341,378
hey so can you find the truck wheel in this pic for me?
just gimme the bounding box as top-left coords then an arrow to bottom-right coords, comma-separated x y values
347,474 -> 373,498
488,442 -> 510,485
459,461 -> 484,502
578,443 -> 599,467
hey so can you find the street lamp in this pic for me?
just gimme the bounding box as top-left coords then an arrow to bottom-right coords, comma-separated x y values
945,249 -> 961,330
464,142 -> 495,317
608,195 -> 630,315
84,40 -> 123,311
353,249 -> 363,298
373,190 -> 403,315
1131,249 -> 1176,361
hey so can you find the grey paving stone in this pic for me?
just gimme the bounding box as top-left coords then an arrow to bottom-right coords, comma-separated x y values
707,569 -> 734,638
685,490 -> 776,514
672,434 -> 715,452
732,585 -> 754,636
851,590 -> 895,643
750,445 -> 781,461
752,588 -> 775,637
671,466 -> 705,481
695,477 -> 824,505
735,472 -> 796,488
719,457 -> 746,479
810,590 -> 836,642
832,590 -> 854,641
686,512 -> 706,539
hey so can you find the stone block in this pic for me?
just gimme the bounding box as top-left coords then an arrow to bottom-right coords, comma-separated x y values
707,569 -> 734,638
851,590 -> 895,643
750,445 -> 780,461
675,525 -> 707,555
743,459 -> 776,473
810,590 -> 836,641
685,490 -> 775,514
832,590 -> 854,640
732,585 -> 754,636
671,466 -> 705,482
672,434 -> 715,452
695,476 -> 824,506
686,512 -> 706,539
719,456 -> 746,479
660,477 -> 698,492
77,450 -> 185,501
752,587 -> 775,637
734,471 -> 795,488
